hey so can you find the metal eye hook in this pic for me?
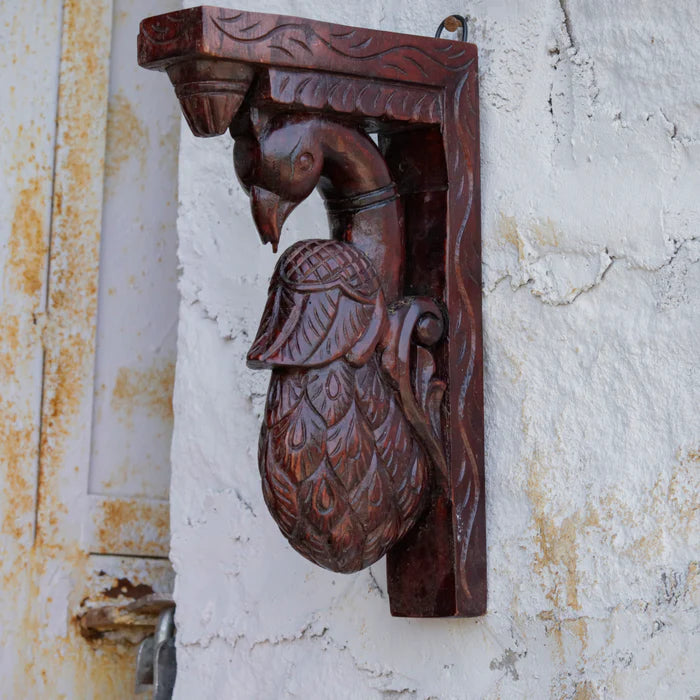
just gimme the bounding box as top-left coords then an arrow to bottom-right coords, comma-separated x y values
435,15 -> 468,42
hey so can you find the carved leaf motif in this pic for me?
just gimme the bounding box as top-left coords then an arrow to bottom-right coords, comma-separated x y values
393,446 -> 428,526
259,355 -> 429,573
269,392 -> 326,482
258,422 -> 270,480
306,294 -> 375,366
414,346 -> 436,410
348,453 -> 393,533
248,240 -> 381,368
298,460 -> 350,532
249,285 -> 340,366
326,511 -> 365,572
354,355 -> 390,427
364,509 -> 400,566
267,70 -> 442,125
425,380 -> 446,445
265,369 -> 306,428
250,239 -> 436,572
374,399 -> 413,482
414,345 -> 446,446
306,361 -> 354,426
247,270 -> 287,358
293,520 -> 332,567
261,458 -> 298,535
326,403 -> 376,492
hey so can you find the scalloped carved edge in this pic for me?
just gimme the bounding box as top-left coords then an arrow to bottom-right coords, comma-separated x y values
260,69 -> 442,125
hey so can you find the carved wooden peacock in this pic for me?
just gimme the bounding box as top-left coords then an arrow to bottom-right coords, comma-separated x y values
234,111 -> 446,573
139,3 -> 487,614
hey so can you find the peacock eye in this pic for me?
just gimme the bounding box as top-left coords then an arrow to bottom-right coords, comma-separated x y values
297,152 -> 314,172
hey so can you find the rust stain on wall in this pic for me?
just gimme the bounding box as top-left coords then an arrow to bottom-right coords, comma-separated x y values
498,213 -> 525,261
105,90 -> 148,179
5,547 -> 140,698
0,423 -> 35,541
498,213 -> 561,259
0,165 -> 49,550
573,679 -> 600,699
0,317 -> 39,544
599,447 -> 699,566
95,498 -> 169,555
35,0 -> 107,546
532,218 -> 560,248
110,358 -> 175,425
673,446 -> 699,528
537,610 -> 590,663
0,160 -> 50,539
526,453 -> 589,614
2,1 -> 175,697
526,441 -> 699,663
0,314 -> 21,377
7,177 -> 48,297
3,2 -> 143,697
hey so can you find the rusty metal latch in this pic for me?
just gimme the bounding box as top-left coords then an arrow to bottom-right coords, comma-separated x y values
135,607 -> 177,698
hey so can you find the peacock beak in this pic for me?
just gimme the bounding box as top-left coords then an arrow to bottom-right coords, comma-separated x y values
250,186 -> 298,253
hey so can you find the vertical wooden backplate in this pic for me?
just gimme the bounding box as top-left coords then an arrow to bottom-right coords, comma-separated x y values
139,6 -> 485,617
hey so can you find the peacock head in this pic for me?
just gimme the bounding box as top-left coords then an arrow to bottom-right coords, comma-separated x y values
233,113 -> 323,252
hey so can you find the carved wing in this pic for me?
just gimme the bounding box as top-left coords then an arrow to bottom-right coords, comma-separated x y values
247,239 -> 385,368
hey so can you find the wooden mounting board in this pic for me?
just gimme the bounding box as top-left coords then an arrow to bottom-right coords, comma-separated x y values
139,6 -> 485,617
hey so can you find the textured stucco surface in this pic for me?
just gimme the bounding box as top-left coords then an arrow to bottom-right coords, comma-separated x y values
171,1 -> 699,697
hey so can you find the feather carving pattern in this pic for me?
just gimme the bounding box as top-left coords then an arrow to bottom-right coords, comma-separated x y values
260,355 -> 428,572
247,239 -> 382,368
252,239 -> 430,572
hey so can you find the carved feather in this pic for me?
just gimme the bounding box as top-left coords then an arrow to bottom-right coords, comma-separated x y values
306,361 -> 354,426
260,354 -> 428,572
247,239 -> 383,368
253,239 -> 430,573
265,369 -> 305,427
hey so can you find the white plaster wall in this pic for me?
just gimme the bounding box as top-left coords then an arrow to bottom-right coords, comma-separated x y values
171,1 -> 700,697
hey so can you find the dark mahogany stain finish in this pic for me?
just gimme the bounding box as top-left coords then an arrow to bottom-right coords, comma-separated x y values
139,6 -> 485,617
252,239 -> 431,573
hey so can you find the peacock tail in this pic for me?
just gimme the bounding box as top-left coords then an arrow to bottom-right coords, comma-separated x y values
259,355 -> 428,572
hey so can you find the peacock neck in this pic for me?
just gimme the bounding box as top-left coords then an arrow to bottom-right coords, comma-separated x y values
315,123 -> 404,301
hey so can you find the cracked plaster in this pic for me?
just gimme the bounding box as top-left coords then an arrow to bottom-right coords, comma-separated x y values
171,0 -> 699,697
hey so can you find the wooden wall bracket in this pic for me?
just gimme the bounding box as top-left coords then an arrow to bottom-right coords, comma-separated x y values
139,6 -> 485,618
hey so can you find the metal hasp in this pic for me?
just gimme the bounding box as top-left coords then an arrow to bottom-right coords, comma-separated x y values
136,607 -> 177,698
138,6 -> 485,618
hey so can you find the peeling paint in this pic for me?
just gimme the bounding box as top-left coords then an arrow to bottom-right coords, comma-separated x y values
0,1 -> 168,697
489,647 -> 526,681
101,577 -> 155,600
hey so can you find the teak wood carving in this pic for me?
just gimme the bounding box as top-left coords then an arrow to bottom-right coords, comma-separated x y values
139,6 -> 485,618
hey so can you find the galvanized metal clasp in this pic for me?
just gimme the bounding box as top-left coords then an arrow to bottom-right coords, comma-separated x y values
135,607 -> 177,699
